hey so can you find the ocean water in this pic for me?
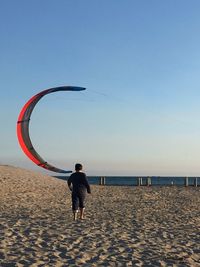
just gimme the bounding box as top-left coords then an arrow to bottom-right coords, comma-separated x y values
55,176 -> 200,186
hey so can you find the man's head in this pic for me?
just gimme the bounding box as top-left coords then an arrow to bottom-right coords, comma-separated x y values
75,163 -> 83,171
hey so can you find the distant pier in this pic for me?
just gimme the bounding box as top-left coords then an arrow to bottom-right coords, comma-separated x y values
98,176 -> 199,186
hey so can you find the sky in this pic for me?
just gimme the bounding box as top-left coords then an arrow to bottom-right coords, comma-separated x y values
1,0 -> 200,176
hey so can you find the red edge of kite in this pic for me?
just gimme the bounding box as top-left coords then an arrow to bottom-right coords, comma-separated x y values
17,92 -> 47,166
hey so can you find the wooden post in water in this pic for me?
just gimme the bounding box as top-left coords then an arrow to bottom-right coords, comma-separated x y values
99,177 -> 106,185
147,177 -> 151,186
137,177 -> 141,186
185,177 -> 188,187
99,176 -> 103,185
194,177 -> 198,187
99,177 -> 103,185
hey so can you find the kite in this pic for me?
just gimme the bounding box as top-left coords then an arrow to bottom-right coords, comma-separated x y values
17,86 -> 86,173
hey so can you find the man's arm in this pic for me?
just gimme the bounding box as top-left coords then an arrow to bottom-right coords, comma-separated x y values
67,176 -> 72,191
83,174 -> 91,194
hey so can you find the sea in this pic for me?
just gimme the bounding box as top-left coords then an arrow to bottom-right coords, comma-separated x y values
54,176 -> 200,186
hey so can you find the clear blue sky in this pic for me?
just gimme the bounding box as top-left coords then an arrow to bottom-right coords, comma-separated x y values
1,0 -> 200,176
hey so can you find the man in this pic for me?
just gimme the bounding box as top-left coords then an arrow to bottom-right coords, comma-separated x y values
68,163 -> 91,221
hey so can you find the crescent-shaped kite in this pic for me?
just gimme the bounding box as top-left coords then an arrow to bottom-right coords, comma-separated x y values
17,86 -> 86,173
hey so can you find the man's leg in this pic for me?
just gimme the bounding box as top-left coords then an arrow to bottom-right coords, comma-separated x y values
72,193 -> 79,221
73,210 -> 78,221
79,208 -> 85,220
79,193 -> 86,219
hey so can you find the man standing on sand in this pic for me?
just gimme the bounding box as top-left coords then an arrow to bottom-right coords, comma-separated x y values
68,163 -> 91,221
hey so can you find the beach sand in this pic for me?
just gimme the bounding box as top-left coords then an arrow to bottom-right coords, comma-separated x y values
0,165 -> 200,266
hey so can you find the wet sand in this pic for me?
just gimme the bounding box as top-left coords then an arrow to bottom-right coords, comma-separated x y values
0,165 -> 200,266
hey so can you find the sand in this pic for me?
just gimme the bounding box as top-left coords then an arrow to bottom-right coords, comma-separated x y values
0,165 -> 200,266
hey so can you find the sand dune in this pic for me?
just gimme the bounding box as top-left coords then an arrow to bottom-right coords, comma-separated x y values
0,165 -> 200,266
